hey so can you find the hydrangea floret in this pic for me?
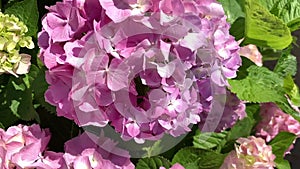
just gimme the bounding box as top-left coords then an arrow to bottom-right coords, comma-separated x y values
0,12 -> 34,76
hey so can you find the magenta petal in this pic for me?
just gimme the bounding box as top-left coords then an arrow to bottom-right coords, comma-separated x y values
55,2 -> 72,19
95,84 -> 114,106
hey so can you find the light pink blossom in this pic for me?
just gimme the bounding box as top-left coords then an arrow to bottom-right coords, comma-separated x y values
220,136 -> 276,169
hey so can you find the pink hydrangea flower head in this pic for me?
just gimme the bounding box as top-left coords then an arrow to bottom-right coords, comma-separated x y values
64,148 -> 133,169
0,124 -> 135,169
220,136 -> 276,169
255,103 -> 300,154
0,124 -> 59,168
38,0 -> 242,143
64,131 -> 134,168
256,103 -> 300,142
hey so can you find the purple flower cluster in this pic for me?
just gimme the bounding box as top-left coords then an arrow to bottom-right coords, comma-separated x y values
0,124 -> 134,169
38,0 -> 241,142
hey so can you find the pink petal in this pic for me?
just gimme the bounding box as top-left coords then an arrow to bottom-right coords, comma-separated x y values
126,123 -> 140,137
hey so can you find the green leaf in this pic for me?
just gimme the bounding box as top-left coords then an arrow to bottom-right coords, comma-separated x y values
4,0 -> 39,37
229,65 -> 300,122
275,158 -> 291,169
172,147 -> 226,169
0,65 -> 42,126
244,0 -> 292,49
234,57 -> 256,80
287,17 -> 300,32
229,65 -> 285,103
269,132 -> 296,158
197,151 -> 227,169
269,132 -> 295,169
32,67 -> 56,114
257,0 -> 277,10
245,103 -> 260,121
222,109 -> 257,154
270,0 -> 300,31
136,156 -> 171,169
274,52 -> 297,77
229,17 -> 245,41
1,77 -> 38,123
257,0 -> 300,31
193,130 -> 227,151
0,87 -> 19,127
283,76 -> 300,106
172,147 -> 204,167
226,117 -> 255,142
217,0 -> 245,24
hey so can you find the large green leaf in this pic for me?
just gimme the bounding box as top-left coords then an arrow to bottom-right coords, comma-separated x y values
229,66 -> 284,103
257,0 -> 275,10
0,65 -> 43,127
283,76 -> 300,106
269,132 -> 296,158
243,0 -> 292,50
270,0 -> 300,31
136,156 -> 171,169
217,0 -> 245,24
275,158 -> 291,169
229,65 -> 300,122
172,147 -> 226,169
193,131 -> 227,151
274,52 -> 297,77
226,117 -> 255,142
32,67 -> 56,114
4,0 -> 39,37
172,147 -> 204,167
229,17 -> 245,41
258,0 -> 300,31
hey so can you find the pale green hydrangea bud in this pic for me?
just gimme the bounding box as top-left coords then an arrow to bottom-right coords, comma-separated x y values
0,12 -> 33,76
